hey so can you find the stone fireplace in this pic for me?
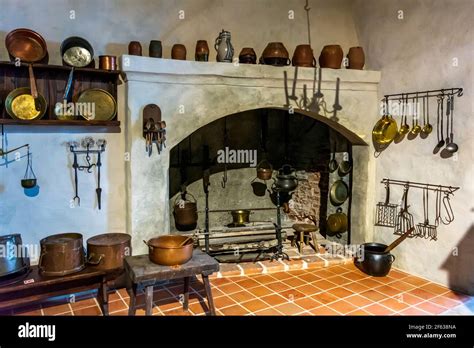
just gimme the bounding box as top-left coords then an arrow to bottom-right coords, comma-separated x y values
121,55 -> 381,255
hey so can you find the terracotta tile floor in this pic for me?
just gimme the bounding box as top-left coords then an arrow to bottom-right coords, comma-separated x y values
7,263 -> 474,316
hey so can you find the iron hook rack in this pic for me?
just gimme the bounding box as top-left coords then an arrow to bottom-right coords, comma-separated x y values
381,178 -> 459,195
381,87 -> 463,102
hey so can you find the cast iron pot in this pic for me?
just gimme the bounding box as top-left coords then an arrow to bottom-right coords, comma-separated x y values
144,235 -> 193,266
354,242 -> 395,277
0,234 -> 30,279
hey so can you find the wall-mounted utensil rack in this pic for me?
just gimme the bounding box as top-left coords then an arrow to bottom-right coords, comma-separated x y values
381,87 -> 463,102
381,178 -> 459,195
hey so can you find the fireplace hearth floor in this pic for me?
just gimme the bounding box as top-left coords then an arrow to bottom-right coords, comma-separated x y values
9,263 -> 473,316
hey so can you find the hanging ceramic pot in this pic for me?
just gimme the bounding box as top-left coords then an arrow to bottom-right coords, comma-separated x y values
319,45 -> 343,69
346,46 -> 365,69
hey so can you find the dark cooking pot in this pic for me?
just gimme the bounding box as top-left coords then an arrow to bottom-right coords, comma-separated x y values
0,234 -> 30,279
275,165 -> 298,192
354,243 -> 395,277
173,192 -> 198,231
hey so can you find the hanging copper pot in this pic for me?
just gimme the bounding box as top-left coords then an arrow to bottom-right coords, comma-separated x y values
173,192 -> 198,231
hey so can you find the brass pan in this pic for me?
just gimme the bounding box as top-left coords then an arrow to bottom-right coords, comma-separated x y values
372,115 -> 398,144
330,180 -> 349,206
76,88 -> 117,121
5,88 -> 47,120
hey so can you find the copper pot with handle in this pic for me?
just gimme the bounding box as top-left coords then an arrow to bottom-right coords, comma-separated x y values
87,233 -> 131,271
144,235 -> 193,266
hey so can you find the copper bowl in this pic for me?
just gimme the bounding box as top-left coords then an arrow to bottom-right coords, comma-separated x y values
144,235 -> 193,266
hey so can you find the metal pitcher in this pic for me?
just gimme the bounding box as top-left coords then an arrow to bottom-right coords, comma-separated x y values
214,29 -> 234,62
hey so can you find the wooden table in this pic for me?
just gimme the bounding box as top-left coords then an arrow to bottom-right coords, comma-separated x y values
0,266 -> 109,315
125,249 -> 219,316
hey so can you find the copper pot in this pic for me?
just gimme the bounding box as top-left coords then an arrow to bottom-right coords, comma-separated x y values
39,233 -> 85,276
319,45 -> 343,69
292,44 -> 316,67
173,193 -> 198,231
195,40 -> 209,61
346,46 -> 365,69
172,44 -> 186,60
144,235 -> 193,266
239,47 -> 257,64
99,55 -> 117,71
256,160 -> 273,180
260,42 -> 290,66
128,41 -> 142,56
87,233 -> 131,271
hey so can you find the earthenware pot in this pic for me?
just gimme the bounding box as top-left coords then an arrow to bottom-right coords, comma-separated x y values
239,47 -> 257,64
319,45 -> 343,69
260,42 -> 290,66
292,44 -> 316,67
195,40 -> 209,61
128,41 -> 142,56
346,46 -> 365,69
171,44 -> 187,60
149,40 -> 162,58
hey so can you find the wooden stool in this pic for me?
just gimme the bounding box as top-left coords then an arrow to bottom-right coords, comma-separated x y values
292,224 -> 320,254
125,249 -> 219,316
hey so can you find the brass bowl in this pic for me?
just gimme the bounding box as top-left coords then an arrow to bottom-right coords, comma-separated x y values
144,235 -> 193,266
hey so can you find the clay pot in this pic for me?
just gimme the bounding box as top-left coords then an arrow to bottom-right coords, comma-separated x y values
149,40 -> 162,58
346,46 -> 365,69
239,47 -> 257,64
318,45 -> 343,69
292,44 -> 316,67
260,42 -> 290,66
128,41 -> 142,56
195,40 -> 209,61
171,44 -> 187,60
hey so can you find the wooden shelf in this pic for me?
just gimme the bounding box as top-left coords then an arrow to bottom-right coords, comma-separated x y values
0,61 -> 121,132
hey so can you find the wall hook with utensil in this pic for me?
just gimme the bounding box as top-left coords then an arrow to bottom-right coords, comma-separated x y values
143,104 -> 166,156
67,137 -> 106,209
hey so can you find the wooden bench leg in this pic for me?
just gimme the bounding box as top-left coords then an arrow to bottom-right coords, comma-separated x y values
98,277 -> 109,316
311,231 -> 320,253
299,231 -> 305,254
145,285 -> 153,316
202,274 -> 216,316
183,277 -> 190,311
128,283 -> 138,316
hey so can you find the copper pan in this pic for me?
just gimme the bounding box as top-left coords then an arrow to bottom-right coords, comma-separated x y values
144,235 -> 193,266
5,28 -> 48,111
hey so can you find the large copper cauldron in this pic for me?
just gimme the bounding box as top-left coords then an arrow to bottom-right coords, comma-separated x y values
39,233 -> 85,276
144,235 -> 193,266
87,233 -> 131,271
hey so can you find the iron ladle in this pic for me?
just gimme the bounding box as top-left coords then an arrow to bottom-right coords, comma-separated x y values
445,95 -> 458,153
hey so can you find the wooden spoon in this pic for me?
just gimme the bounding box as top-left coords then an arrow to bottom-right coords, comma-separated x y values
178,236 -> 193,247
384,227 -> 415,253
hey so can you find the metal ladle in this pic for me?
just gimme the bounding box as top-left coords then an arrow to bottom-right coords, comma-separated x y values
399,94 -> 410,135
445,95 -> 459,153
436,95 -> 445,148
410,95 -> 421,135
422,92 -> 433,134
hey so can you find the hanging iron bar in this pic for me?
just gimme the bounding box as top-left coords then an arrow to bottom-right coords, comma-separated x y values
381,88 -> 463,102
381,178 -> 459,195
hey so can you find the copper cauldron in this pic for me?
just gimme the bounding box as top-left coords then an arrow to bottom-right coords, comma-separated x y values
144,235 -> 193,266
39,233 -> 85,276
87,233 -> 131,271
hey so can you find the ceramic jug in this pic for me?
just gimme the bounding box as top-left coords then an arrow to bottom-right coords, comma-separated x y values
214,29 -> 234,62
